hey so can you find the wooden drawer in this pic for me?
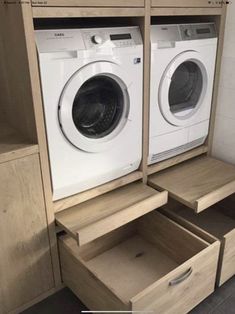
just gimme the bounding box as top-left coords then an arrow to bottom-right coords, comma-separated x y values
56,181 -> 168,246
151,0 -> 222,7
148,156 -> 235,213
59,211 -> 219,313
163,197 -> 235,287
31,0 -> 145,7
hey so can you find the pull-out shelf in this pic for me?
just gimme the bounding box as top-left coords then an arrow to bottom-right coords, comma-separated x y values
163,196 -> 235,287
56,181 -> 168,246
148,156 -> 235,213
59,211 -> 220,313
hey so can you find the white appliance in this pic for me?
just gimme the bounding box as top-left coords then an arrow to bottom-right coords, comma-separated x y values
149,23 -> 218,164
35,27 -> 143,200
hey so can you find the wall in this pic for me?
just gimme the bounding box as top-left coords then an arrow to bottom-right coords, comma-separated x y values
212,2 -> 235,164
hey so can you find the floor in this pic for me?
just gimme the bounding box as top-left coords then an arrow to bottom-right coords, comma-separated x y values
22,276 -> 235,314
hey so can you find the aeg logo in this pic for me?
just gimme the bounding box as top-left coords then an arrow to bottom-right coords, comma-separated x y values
54,33 -> 65,37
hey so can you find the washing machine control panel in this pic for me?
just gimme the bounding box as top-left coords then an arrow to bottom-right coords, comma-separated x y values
82,27 -> 142,49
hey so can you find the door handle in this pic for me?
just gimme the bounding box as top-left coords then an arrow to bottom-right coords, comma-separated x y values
169,267 -> 193,286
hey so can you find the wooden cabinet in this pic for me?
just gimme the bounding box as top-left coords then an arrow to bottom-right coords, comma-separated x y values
59,211 -> 220,313
0,155 -> 54,314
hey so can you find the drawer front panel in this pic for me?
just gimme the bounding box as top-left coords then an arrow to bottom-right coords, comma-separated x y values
151,0 -> 222,7
32,0 -> 145,7
219,229 -> 235,286
131,243 -> 220,313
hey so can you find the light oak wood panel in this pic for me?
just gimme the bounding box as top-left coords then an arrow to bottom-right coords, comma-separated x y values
148,145 -> 208,175
151,7 -> 222,16
152,0 -> 222,7
0,155 -> 54,314
59,211 -> 219,313
0,122 -> 38,164
148,156 -> 235,212
0,3 -> 37,143
207,5 -> 227,152
131,242 -> 219,312
32,7 -> 145,18
56,182 -> 168,245
140,0 -> 151,184
163,201 -> 235,287
31,0 -> 144,7
0,26 -> 8,122
20,2 -> 62,286
54,171 -> 143,212
219,229 -> 235,286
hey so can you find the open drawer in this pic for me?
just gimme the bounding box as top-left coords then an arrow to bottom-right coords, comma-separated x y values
55,181 -> 168,246
151,0 -> 222,7
31,0 -> 145,7
163,196 -> 235,287
148,156 -> 235,213
59,211 -> 220,313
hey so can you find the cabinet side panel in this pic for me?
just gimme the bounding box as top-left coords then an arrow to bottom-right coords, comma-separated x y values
0,155 -> 54,314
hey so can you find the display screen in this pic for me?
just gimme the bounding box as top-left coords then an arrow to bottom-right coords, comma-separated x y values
196,28 -> 211,34
110,34 -> 132,41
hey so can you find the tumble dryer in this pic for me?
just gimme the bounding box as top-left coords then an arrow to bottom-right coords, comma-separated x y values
149,23 -> 218,164
36,27 -> 143,200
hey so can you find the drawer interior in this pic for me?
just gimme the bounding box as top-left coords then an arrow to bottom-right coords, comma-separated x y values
165,198 -> 235,240
148,156 -> 235,213
60,211 -> 209,304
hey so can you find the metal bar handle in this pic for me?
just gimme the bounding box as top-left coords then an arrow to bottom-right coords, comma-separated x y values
169,268 -> 193,286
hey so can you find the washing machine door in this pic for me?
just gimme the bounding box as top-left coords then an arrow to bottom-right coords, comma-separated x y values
59,61 -> 130,153
159,50 -> 208,127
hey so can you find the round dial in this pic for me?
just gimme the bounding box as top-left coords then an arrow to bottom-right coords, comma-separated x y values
91,35 -> 103,45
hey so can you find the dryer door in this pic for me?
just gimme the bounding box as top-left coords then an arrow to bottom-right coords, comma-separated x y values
59,61 -> 130,153
159,51 -> 208,127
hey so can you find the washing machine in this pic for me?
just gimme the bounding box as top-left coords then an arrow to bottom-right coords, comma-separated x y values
149,23 -> 218,164
35,26 -> 143,200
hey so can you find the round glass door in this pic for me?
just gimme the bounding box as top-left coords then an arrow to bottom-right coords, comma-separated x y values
58,61 -> 130,153
169,61 -> 203,115
72,75 -> 125,139
159,52 -> 208,127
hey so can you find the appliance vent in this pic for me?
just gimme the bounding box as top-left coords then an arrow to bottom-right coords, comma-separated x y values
151,137 -> 205,163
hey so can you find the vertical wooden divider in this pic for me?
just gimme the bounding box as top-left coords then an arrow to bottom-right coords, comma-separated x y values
19,3 -> 62,287
207,3 -> 227,154
141,0 -> 151,184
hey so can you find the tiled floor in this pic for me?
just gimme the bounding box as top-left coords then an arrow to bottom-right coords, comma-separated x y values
22,276 -> 235,314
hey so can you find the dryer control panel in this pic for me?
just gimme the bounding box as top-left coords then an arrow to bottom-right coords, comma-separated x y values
151,23 -> 217,43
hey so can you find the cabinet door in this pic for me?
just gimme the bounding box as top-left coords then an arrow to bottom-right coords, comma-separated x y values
0,154 -> 54,313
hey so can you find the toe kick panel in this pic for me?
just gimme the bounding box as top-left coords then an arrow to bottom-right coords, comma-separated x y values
59,211 -> 220,313
56,181 -> 168,246
148,156 -> 235,213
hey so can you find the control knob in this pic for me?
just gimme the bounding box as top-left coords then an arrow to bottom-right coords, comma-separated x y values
184,29 -> 192,37
91,35 -> 103,45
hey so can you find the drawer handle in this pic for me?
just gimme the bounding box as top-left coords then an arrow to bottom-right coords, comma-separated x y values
169,268 -> 193,286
